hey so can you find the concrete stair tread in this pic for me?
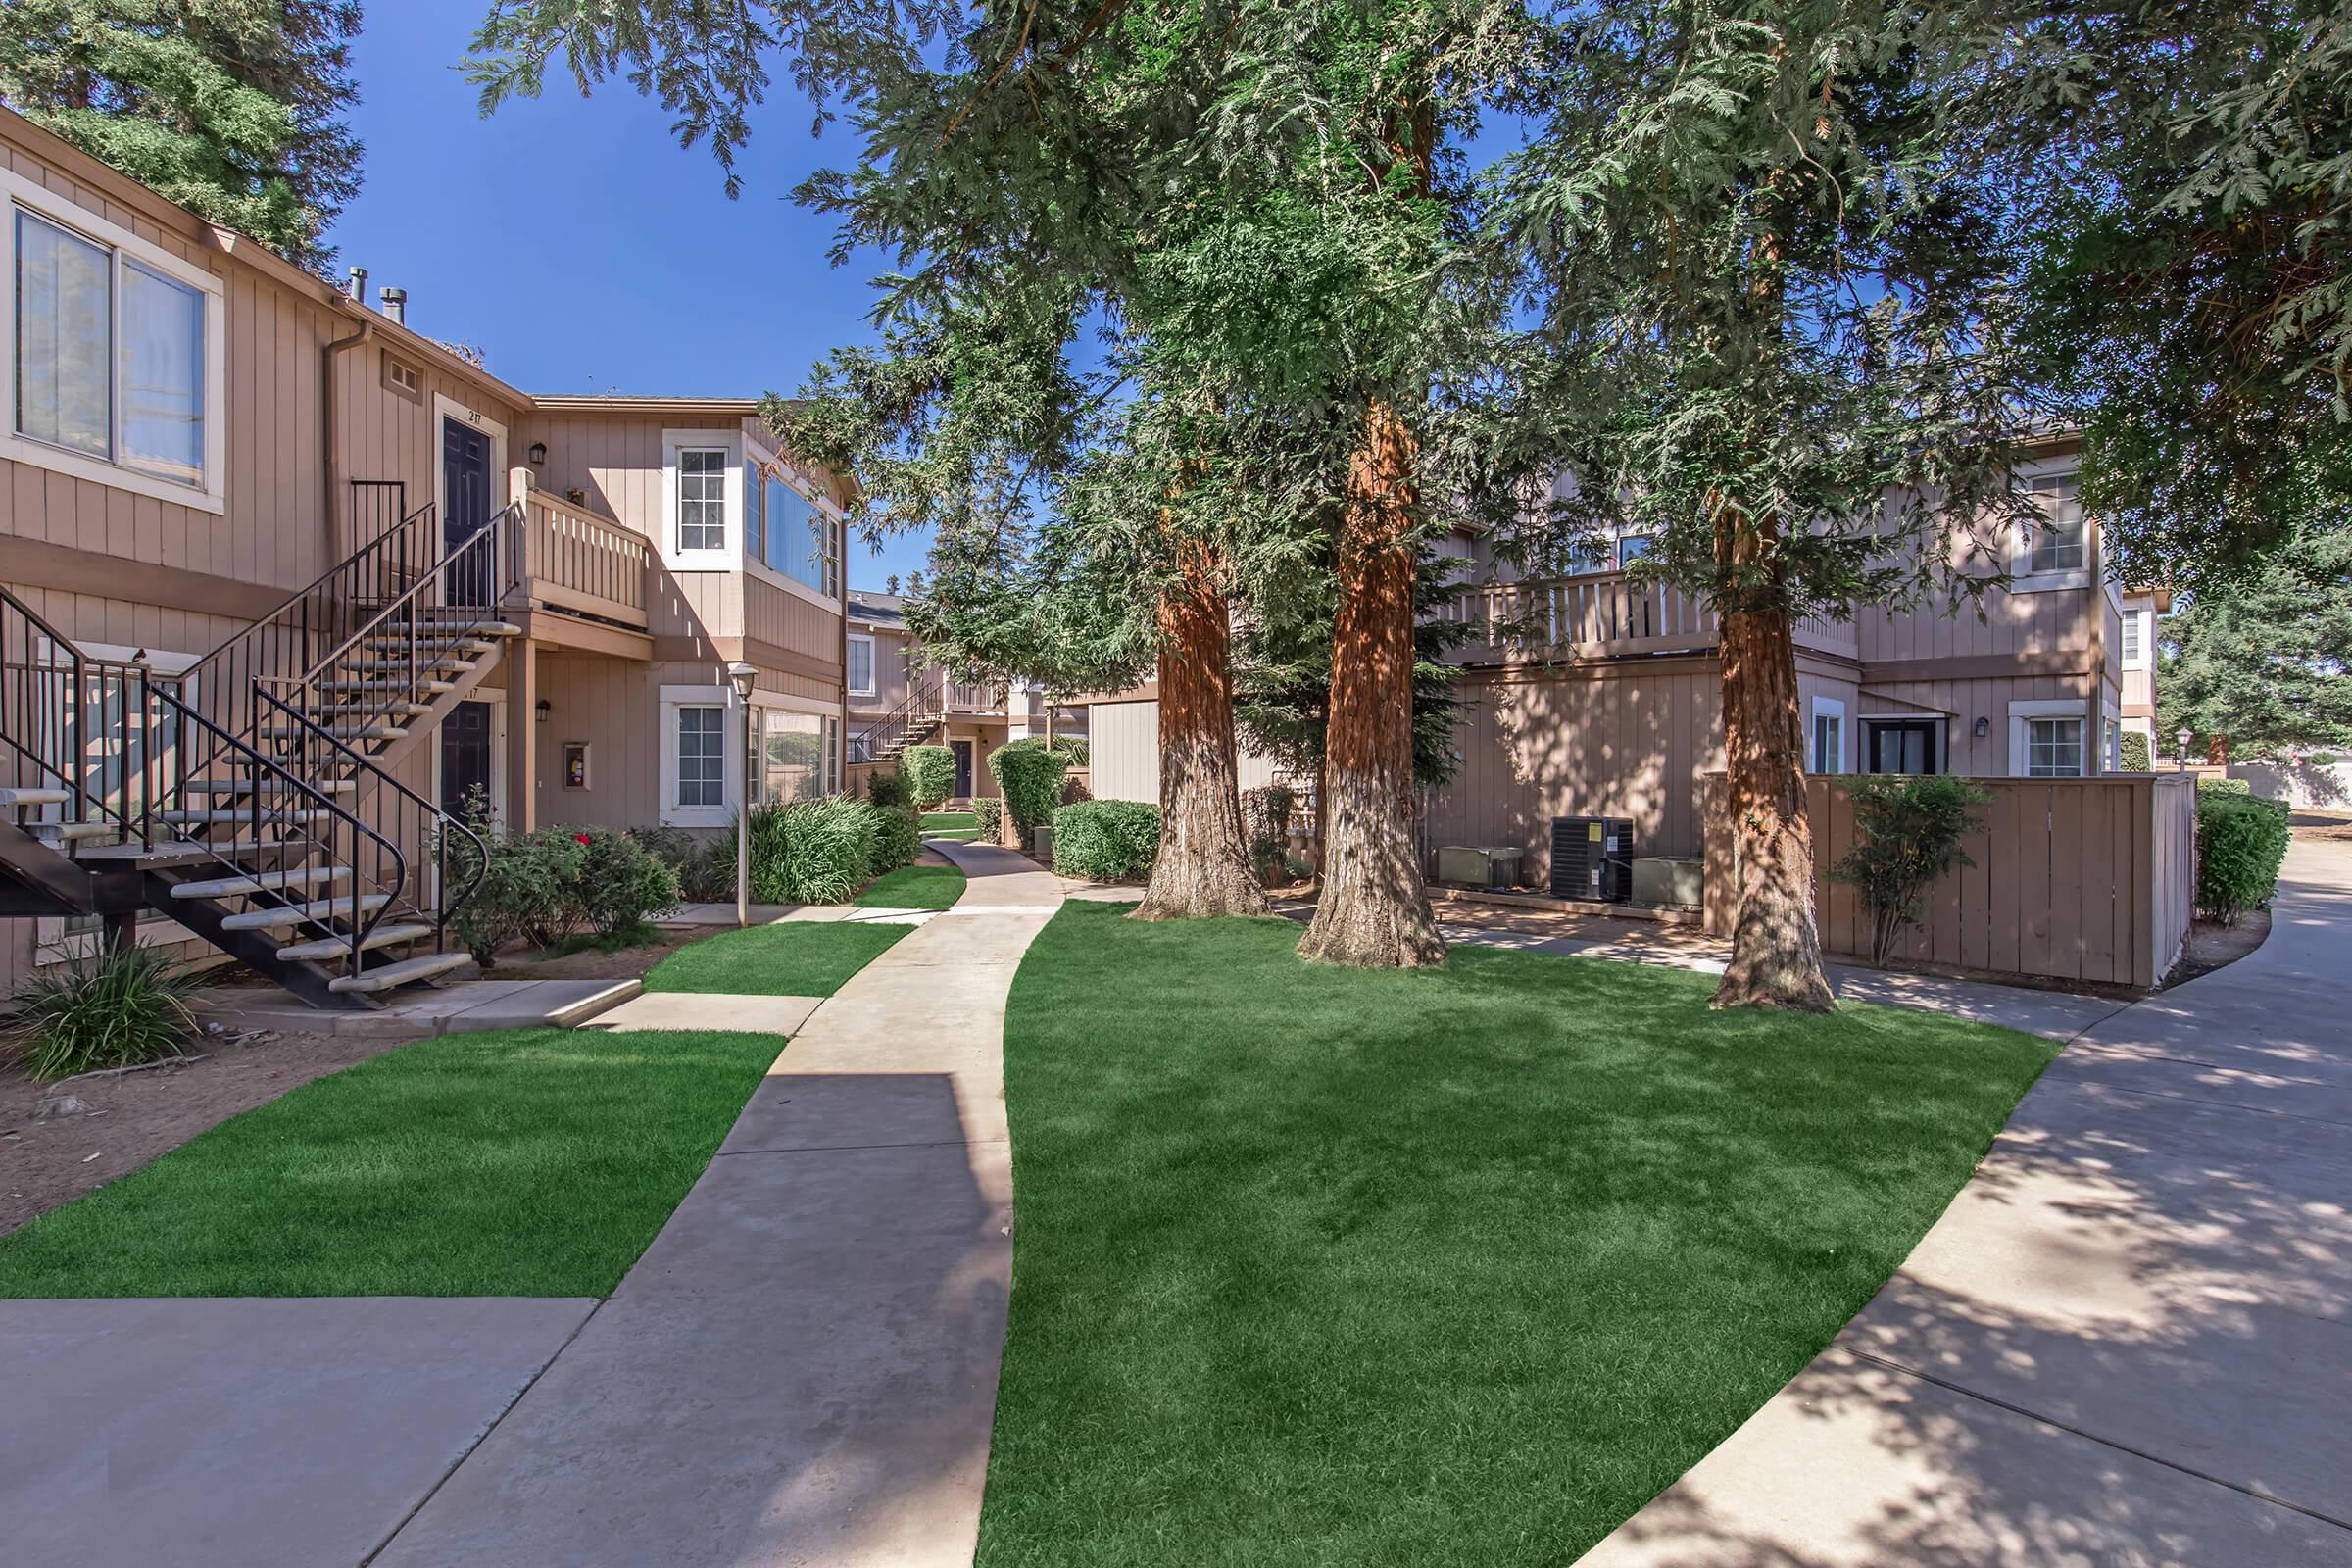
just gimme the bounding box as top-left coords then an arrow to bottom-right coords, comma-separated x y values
183,777 -> 357,795
35,821 -> 120,843
218,893 -> 392,931
171,866 -> 348,899
277,922 -> 434,963
319,679 -> 456,694
340,658 -> 475,674
160,808 -> 335,825
74,842 -> 263,867
0,787 -> 72,808
258,724 -> 408,742
327,950 -> 472,993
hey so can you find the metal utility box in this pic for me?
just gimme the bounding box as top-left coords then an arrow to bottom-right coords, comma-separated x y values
1550,816 -> 1636,902
1632,855 -> 1704,909
1435,845 -> 1524,890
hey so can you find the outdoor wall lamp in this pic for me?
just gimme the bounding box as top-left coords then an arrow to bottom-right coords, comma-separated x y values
527,441 -> 548,466
727,662 -> 760,928
1973,716 -> 1989,739
535,699 -> 551,723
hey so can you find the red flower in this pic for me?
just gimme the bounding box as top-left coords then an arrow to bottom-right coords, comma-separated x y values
574,832 -> 593,845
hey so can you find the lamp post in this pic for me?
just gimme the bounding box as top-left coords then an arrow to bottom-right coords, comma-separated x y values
2177,726 -> 2193,773
728,662 -> 759,927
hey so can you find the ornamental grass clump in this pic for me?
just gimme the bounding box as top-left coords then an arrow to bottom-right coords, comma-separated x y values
1832,775 -> 1990,966
2195,791 -> 2290,924
6,944 -> 205,1082
748,796 -> 895,904
1052,800 -> 1162,880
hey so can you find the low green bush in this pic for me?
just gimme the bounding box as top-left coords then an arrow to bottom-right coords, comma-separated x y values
2198,776 -> 2252,797
2196,792 -> 2291,924
1053,800 -> 1162,880
6,944 -> 204,1082
448,826 -> 580,964
747,796 -> 919,904
973,797 -> 1004,843
571,828 -> 682,938
869,804 -> 922,877
902,745 -> 956,809
867,767 -> 912,810
990,742 -> 1073,845
1831,774 -> 1990,965
2118,732 -> 2152,772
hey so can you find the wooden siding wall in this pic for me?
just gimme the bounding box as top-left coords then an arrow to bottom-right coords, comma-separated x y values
1859,673 -> 2088,777
849,625 -> 917,715
1704,773 -> 2197,989
532,651 -> 662,830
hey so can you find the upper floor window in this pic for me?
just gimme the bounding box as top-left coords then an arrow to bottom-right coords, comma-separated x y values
10,202 -> 217,504
2025,472 -> 2085,574
676,448 -> 727,551
760,470 -> 842,599
848,633 -> 875,697
745,460 -> 767,563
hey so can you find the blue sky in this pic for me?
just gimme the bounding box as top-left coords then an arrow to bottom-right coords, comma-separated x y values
322,0 -> 933,592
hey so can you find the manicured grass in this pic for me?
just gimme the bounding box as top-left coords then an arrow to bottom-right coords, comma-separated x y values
0,1028 -> 780,1298
643,920 -> 908,996
979,904 -> 2056,1566
856,864 -> 968,908
922,810 -> 983,842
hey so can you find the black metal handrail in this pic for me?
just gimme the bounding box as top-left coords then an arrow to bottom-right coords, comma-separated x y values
853,664 -> 946,760
149,681 -> 410,973
1,585 -> 151,843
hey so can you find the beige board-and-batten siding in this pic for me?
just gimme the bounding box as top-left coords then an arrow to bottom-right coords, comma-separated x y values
1088,699 -> 1281,806
1703,772 -> 2196,990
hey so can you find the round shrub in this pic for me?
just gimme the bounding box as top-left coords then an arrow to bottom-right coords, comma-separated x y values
867,767 -> 911,810
901,746 -> 956,809
1053,800 -> 1162,880
572,826 -> 682,937
868,805 -> 922,877
2196,792 -> 2290,924
973,797 -> 1004,843
989,742 -> 1073,844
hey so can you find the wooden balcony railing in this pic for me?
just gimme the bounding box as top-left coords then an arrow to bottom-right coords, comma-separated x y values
518,483 -> 650,631
1436,573 -> 1857,662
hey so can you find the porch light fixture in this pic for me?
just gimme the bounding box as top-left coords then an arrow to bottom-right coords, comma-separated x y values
1973,716 -> 1989,739
528,441 -> 548,466
727,662 -> 760,927
535,699 -> 551,723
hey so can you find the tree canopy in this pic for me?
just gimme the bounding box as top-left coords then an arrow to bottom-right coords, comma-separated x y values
2159,529 -> 2352,760
0,0 -> 364,271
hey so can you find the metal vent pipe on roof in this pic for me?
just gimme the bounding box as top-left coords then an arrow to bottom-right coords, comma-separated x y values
378,286 -> 406,325
346,266 -> 368,303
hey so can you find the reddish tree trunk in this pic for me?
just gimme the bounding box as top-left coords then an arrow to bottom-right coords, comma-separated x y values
1298,396 -> 1446,967
1136,544 -> 1269,920
1711,509 -> 1836,1010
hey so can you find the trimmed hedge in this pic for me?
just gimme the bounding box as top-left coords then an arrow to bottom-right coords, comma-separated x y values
2196,791 -> 2290,924
902,745 -> 956,809
973,797 -> 1004,843
989,742 -> 1073,844
1053,800 -> 1162,880
2119,732 -> 2152,772
870,804 -> 923,877
867,767 -> 912,810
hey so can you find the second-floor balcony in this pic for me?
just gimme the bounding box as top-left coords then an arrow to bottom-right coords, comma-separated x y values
516,485 -> 652,634
1434,573 -> 1858,664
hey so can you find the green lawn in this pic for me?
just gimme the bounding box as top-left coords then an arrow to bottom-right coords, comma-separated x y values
857,864 -> 968,908
978,904 -> 2056,1565
0,1028 -> 779,1298
643,920 -> 908,996
922,810 -> 983,843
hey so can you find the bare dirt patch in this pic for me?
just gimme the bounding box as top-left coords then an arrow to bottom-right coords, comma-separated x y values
491,929 -> 696,983
1,1028 -> 424,1236
2166,909 -> 2273,987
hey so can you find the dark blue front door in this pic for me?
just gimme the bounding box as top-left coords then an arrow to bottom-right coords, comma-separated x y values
951,740 -> 973,800
440,700 -> 494,820
442,416 -> 495,606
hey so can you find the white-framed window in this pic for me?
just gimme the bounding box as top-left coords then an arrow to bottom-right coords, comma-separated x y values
3,169 -> 226,513
2120,608 -> 2150,669
2020,471 -> 2087,578
1810,695 -> 1846,775
847,633 -> 875,697
744,458 -> 767,564
2008,699 -> 2088,778
676,704 -> 726,806
676,449 -> 727,552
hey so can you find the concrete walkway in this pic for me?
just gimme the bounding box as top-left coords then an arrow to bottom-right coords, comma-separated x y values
368,840 -> 1060,1567
1578,836 -> 2352,1567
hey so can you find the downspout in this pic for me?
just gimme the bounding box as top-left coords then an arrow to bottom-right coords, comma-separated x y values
322,290 -> 375,564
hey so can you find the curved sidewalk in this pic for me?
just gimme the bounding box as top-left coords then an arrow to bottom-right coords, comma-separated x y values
373,841 -> 1062,1568
1579,836 -> 2352,1567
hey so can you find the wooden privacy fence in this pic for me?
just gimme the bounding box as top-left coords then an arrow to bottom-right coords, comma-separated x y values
1704,773 -> 2198,990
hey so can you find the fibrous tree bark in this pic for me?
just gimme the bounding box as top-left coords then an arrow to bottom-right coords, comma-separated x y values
1135,542 -> 1270,920
1710,504 -> 1835,1010
1298,395 -> 1446,967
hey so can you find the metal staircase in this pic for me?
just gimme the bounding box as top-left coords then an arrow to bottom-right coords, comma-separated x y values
0,486 -> 527,1009
854,667 -> 950,763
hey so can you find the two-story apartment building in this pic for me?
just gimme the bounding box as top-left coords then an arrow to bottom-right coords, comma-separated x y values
1417,437 -> 2156,877
845,588 -> 1088,799
0,107 -> 851,1003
